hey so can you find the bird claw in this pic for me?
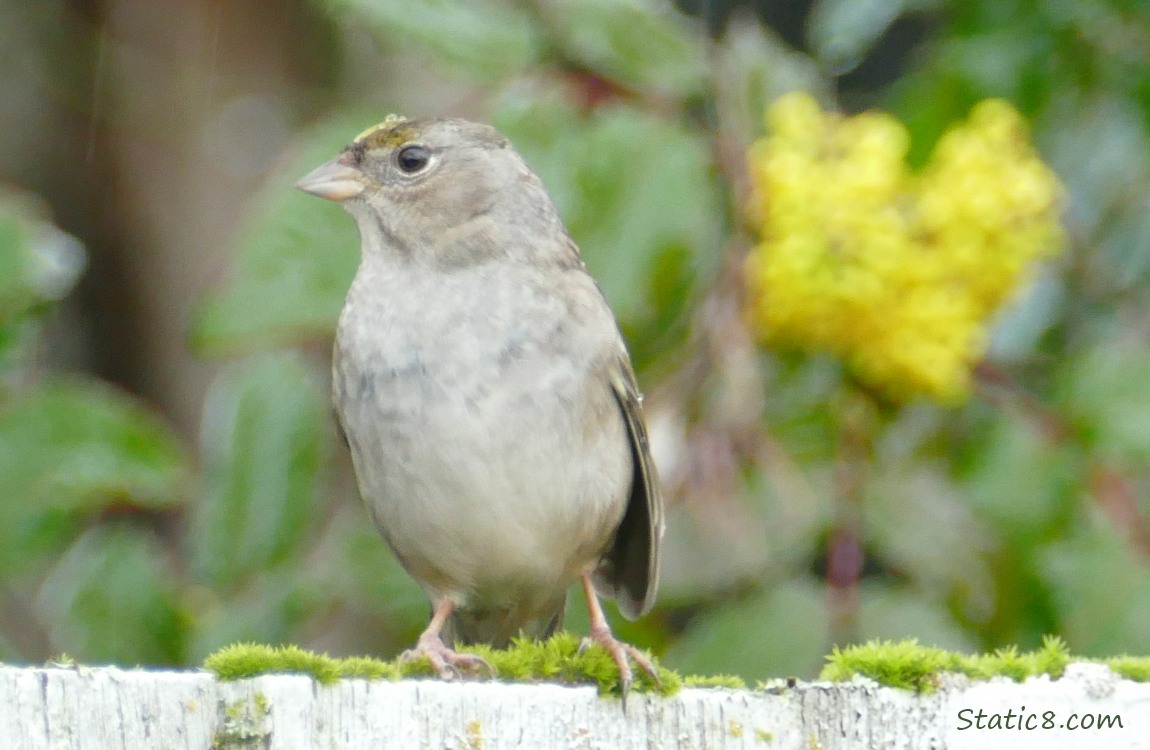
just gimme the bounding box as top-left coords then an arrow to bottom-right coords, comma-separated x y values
400,633 -> 495,680
582,625 -> 660,705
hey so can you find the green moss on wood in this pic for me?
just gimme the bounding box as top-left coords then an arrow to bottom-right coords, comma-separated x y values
683,673 -> 746,690
204,632 -> 680,697
1106,655 -> 1150,682
212,694 -> 271,750
821,635 -> 1150,692
203,633 -> 1150,698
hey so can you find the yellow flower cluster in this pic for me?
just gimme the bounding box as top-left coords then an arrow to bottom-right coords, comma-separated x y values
745,93 -> 1064,401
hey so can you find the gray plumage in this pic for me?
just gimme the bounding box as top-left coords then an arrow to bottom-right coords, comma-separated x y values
300,116 -> 663,658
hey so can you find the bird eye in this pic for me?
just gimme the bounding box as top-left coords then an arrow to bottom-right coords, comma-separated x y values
396,144 -> 431,174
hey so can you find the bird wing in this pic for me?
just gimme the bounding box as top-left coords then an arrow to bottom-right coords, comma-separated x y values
601,351 -> 664,620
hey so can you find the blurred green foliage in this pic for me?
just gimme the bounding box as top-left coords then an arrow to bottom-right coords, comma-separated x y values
0,196 -> 190,661
492,92 -> 722,367
191,118 -> 367,354
4,0 -> 1150,688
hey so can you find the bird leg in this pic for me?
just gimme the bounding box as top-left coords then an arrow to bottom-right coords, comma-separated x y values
580,573 -> 660,699
400,598 -> 494,679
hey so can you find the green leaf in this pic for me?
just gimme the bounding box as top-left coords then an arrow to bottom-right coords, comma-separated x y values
866,466 -> 996,622
0,196 -> 86,382
1058,345 -> 1150,468
187,565 -> 326,661
664,579 -> 830,681
542,0 -> 706,99
857,582 -> 978,652
0,195 -> 85,322
985,269 -> 1064,362
0,210 -> 39,323
191,353 -> 328,588
0,317 -> 40,381
0,379 -> 187,509
658,466 -> 829,604
761,353 -> 845,462
35,524 -> 187,665
1041,518 -> 1150,656
192,116 -> 372,355
807,0 -> 908,75
191,507 -> 428,661
493,94 -> 723,368
713,17 -> 826,146
960,417 -> 1082,537
657,503 -> 772,605
327,0 -> 542,81
1045,96 -> 1150,237
311,507 -> 428,625
0,379 -> 189,573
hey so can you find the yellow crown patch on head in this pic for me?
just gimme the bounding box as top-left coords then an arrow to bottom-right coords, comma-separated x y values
353,114 -> 413,148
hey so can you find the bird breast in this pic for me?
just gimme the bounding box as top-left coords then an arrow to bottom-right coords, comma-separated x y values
333,260 -> 631,609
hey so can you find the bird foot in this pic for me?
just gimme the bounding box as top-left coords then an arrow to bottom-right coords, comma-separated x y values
581,624 -> 660,699
400,632 -> 494,680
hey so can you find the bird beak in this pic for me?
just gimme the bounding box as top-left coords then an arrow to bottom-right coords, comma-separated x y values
296,157 -> 366,202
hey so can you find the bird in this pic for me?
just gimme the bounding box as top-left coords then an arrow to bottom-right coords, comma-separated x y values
296,115 -> 663,692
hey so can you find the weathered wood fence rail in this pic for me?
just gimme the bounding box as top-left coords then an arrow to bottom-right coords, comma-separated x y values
1,663 -> 1147,749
